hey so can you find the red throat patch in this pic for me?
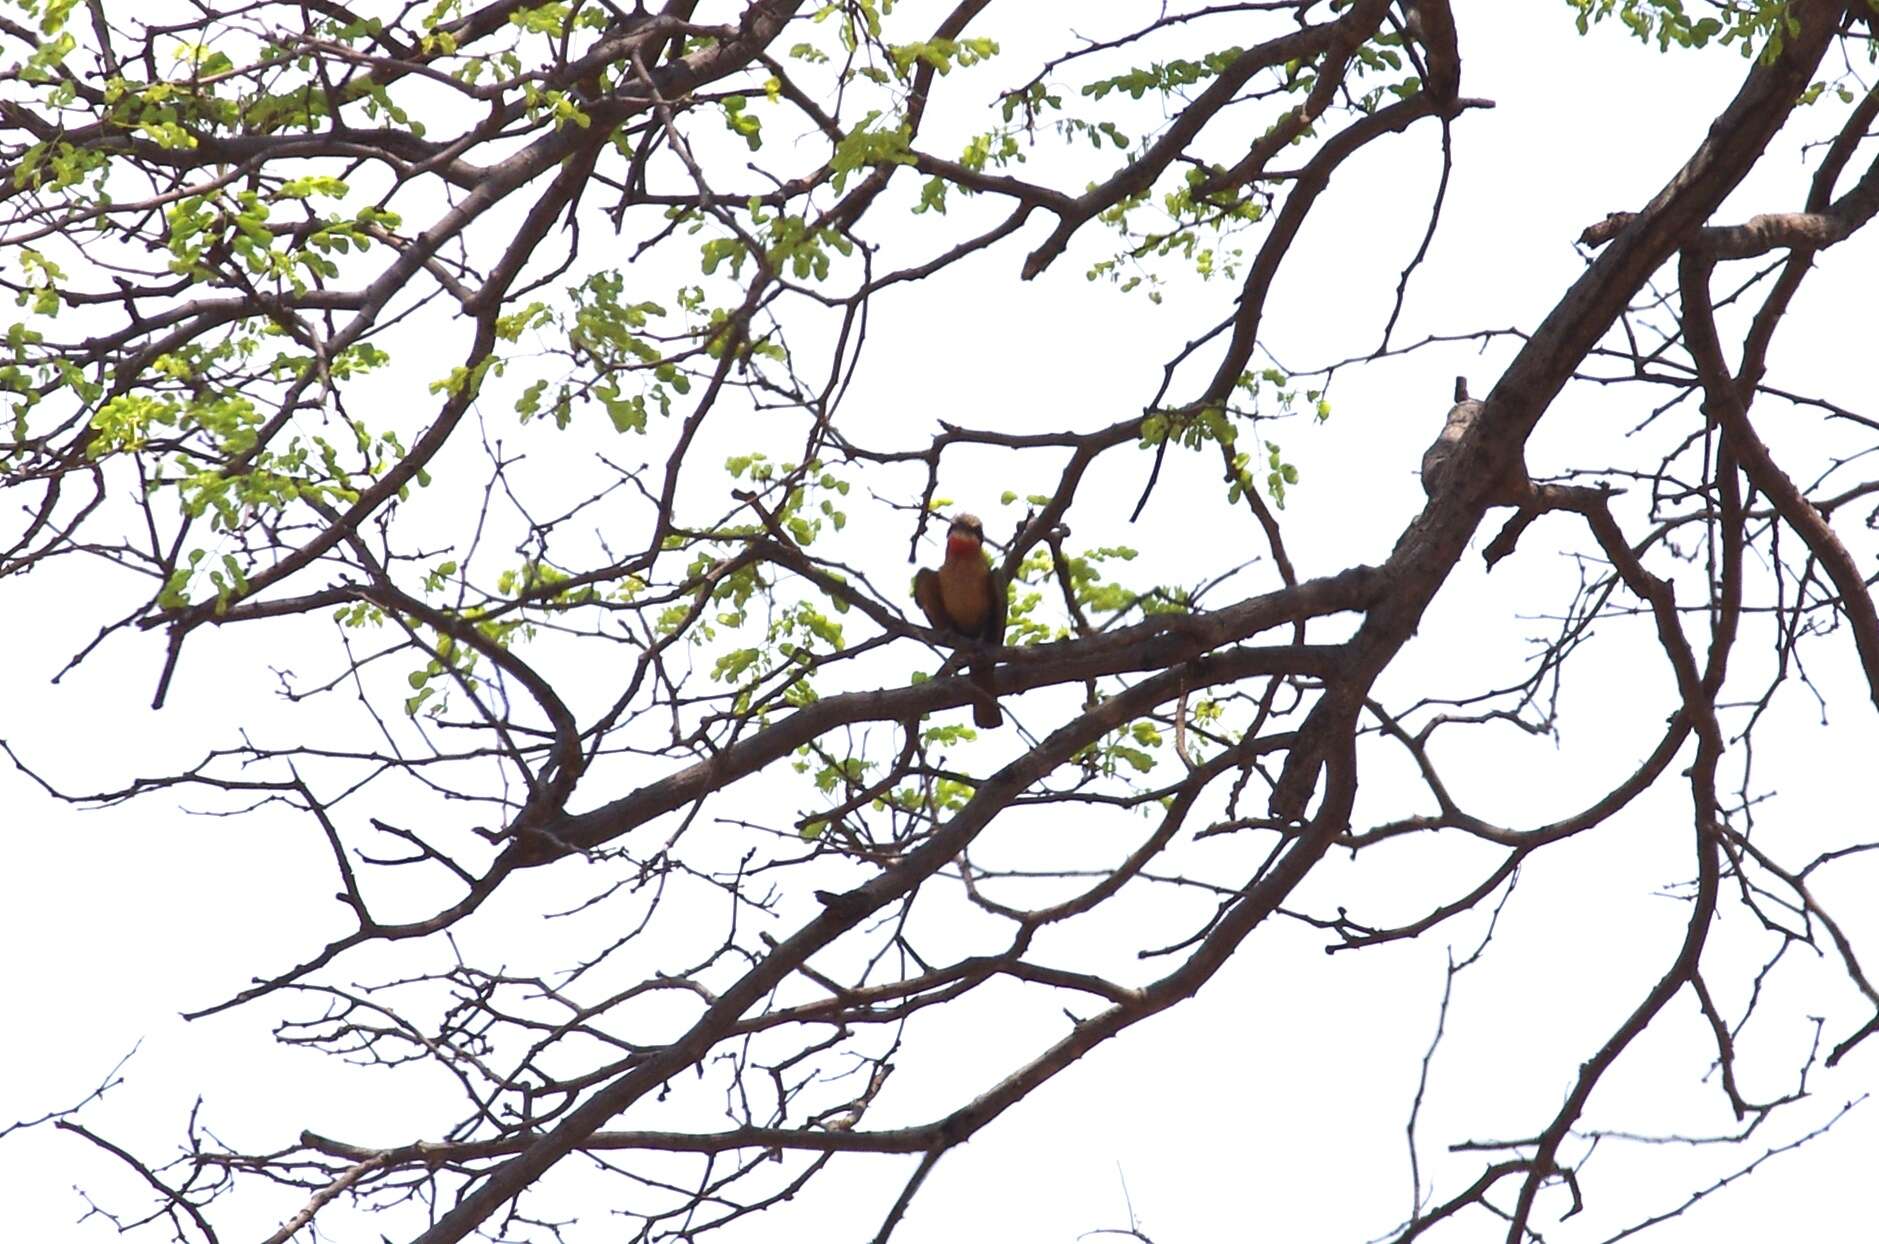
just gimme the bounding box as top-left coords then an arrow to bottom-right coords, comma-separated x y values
946,533 -> 979,558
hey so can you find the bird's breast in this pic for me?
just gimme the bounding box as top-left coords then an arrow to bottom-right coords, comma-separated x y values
937,558 -> 992,631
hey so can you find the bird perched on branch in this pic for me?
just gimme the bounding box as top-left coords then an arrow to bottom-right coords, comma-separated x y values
913,513 -> 1006,728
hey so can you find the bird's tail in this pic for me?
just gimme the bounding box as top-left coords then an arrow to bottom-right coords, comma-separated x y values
971,663 -> 1002,728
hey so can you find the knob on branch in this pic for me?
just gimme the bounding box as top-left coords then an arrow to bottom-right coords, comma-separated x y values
1420,376 -> 1532,509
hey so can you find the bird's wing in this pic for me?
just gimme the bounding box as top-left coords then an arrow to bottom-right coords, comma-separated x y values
983,564 -> 1008,646
913,568 -> 950,630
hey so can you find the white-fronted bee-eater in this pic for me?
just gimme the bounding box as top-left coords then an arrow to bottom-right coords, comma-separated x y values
913,513 -> 1006,728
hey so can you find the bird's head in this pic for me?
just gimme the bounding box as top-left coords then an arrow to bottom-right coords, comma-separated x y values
945,513 -> 985,559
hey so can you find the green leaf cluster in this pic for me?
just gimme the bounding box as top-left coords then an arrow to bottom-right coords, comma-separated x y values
1566,0 -> 1789,54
